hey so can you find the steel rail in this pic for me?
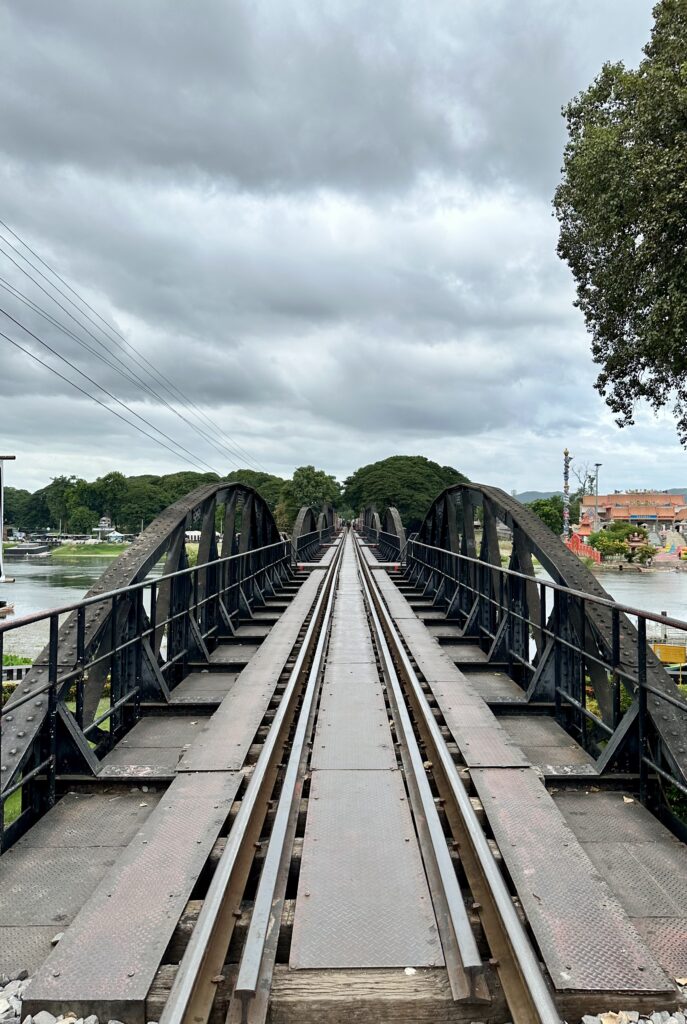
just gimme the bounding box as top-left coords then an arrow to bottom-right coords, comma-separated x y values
230,536 -> 343,1023
158,538 -> 344,1024
354,534 -> 560,1024
353,536 -> 485,1003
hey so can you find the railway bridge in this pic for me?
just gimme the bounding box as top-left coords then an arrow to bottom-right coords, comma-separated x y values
1,480 -> 687,1024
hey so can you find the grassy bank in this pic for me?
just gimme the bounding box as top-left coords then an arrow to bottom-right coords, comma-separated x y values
2,653 -> 31,666
51,543 -> 130,559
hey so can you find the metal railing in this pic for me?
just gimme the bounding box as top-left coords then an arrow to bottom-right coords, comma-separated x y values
405,538 -> 687,820
0,539 -> 291,850
292,524 -> 334,562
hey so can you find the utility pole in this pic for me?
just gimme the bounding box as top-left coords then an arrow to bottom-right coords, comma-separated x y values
0,455 -> 17,584
563,448 -> 572,540
594,462 -> 602,530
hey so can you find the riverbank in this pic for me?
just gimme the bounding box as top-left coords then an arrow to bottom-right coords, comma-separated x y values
50,543 -> 130,559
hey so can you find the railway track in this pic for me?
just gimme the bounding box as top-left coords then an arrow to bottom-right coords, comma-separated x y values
145,529 -> 558,1024
6,526 -> 685,1024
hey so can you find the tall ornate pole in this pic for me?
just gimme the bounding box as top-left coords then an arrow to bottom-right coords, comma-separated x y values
0,455 -> 17,583
563,448 -> 571,540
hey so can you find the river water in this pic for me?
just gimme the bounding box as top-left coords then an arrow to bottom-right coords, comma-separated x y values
3,554 -> 687,659
0,557 -> 162,658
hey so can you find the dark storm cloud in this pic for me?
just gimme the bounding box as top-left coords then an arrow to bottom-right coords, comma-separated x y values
1,0 -> 676,495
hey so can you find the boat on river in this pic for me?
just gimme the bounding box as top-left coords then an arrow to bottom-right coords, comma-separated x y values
0,599 -> 14,618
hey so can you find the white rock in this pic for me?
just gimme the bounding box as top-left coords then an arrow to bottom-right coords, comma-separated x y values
33,1011 -> 57,1024
83,1016 -> 99,1024
582,1017 -> 600,1024
2,985 -> 20,998
50,933 -> 64,946
9,974 -> 27,984
0,1001 -> 13,1017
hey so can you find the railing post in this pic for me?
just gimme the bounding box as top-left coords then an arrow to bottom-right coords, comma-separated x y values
638,617 -> 648,805
554,588 -> 562,722
110,594 -> 119,738
48,614 -> 58,809
76,605 -> 85,728
611,608 -> 621,729
579,597 -> 587,748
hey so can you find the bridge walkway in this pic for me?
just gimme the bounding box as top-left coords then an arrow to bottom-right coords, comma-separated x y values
0,531 -> 685,1024
373,552 -> 687,992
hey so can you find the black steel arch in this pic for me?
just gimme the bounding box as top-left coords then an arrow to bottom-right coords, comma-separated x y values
291,503 -> 337,561
1,481 -> 287,807
358,505 -> 406,561
411,482 -> 687,786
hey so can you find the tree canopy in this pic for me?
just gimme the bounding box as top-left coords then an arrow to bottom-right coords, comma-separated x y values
554,0 -> 687,442
525,494 -> 581,536
274,466 -> 341,531
342,456 -> 468,532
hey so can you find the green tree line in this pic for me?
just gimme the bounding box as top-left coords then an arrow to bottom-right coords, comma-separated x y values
5,455 -> 469,537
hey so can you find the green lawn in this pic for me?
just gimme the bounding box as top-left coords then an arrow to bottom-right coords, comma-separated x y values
2,653 -> 32,666
51,543 -> 130,559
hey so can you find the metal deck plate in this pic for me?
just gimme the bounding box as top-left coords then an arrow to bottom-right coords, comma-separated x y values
462,671 -> 527,703
99,745 -> 185,771
23,772 -> 241,1024
499,716 -> 594,766
118,715 -> 208,746
170,671 -> 238,704
180,572 -> 323,772
555,790 -> 675,845
0,926 -> 61,976
15,790 -> 162,848
583,841 -> 687,918
471,767 -> 673,993
450,724 -> 529,768
1,846 -> 119,926
631,917 -> 687,978
443,643 -> 488,663
312,673 -> 394,771
290,768 -> 443,969
208,643 -> 261,664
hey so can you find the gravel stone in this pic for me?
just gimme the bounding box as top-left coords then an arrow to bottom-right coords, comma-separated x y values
9,974 -> 27,985
50,933 -> 64,946
83,1016 -> 99,1024
0,980 -> 8,990
33,1011 -> 57,1024
0,1001 -> 13,1017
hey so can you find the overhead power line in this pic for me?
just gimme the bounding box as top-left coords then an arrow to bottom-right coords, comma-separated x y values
0,220 -> 271,475
0,305 -> 222,476
0,330 -> 220,475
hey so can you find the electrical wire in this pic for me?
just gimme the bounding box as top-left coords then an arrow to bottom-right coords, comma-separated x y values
0,220 -> 270,474
0,306 -> 221,475
0,330 -> 220,474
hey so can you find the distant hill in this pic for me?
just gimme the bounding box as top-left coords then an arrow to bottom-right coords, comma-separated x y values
514,490 -> 562,504
515,487 -> 687,504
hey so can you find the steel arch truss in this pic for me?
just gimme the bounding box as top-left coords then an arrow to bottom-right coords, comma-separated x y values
359,505 -> 407,561
291,503 -> 337,561
1,482 -> 291,839
408,483 -> 687,793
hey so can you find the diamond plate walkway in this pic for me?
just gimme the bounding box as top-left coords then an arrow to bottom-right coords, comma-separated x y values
372,561 -> 676,1003
290,533 -> 443,970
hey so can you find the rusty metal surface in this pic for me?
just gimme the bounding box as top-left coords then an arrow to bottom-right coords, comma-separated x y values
290,768 -> 443,969
471,767 -> 673,993
23,772 -> 241,1023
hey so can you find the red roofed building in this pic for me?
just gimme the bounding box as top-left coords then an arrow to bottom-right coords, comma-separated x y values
580,492 -> 687,530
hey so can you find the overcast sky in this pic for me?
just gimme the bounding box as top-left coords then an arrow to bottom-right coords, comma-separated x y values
0,0 -> 680,496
